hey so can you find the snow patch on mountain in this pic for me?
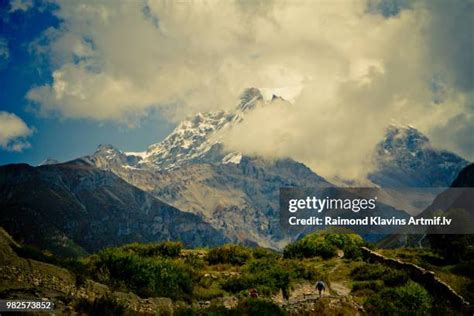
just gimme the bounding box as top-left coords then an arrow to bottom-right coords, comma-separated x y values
222,152 -> 242,165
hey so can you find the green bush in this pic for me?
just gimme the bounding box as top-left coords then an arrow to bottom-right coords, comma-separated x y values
343,243 -> 363,259
283,239 -> 337,259
288,260 -> 324,281
120,241 -> 182,257
350,263 -> 387,280
352,280 -> 384,292
91,248 -> 193,299
350,264 -> 408,287
193,285 -> 226,300
253,247 -> 279,260
381,269 -> 409,287
183,253 -> 206,269
283,232 -> 363,259
207,244 -> 252,266
364,282 -> 432,315
235,298 -> 287,316
221,275 -> 253,293
222,259 -> 291,296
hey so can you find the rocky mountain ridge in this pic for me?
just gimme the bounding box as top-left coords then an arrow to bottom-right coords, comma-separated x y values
369,124 -> 468,187
0,160 -> 227,257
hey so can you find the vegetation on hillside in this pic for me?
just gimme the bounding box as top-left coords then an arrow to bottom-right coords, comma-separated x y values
3,229 -> 472,315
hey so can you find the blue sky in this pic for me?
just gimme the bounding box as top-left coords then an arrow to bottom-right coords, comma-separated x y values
0,0 -> 173,165
0,0 -> 472,176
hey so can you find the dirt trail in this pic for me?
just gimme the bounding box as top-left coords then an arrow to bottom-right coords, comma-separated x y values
275,252 -> 351,305
330,281 -> 351,296
272,252 -> 364,314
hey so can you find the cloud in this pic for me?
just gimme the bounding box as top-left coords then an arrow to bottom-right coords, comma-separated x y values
219,0 -> 473,180
0,38 -> 9,70
9,0 -> 33,12
26,0 -> 473,179
0,111 -> 34,152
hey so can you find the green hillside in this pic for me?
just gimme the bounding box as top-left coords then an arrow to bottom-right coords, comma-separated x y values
0,228 -> 471,315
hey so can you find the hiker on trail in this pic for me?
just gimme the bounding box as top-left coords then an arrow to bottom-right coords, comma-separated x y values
315,280 -> 326,297
248,288 -> 259,298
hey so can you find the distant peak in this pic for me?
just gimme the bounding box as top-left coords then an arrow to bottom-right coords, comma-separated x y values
271,94 -> 280,100
38,158 -> 60,166
381,124 -> 430,154
237,88 -> 264,112
384,124 -> 428,142
96,144 -> 119,152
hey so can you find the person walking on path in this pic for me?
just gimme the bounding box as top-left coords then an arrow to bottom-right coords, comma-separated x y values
315,280 -> 326,298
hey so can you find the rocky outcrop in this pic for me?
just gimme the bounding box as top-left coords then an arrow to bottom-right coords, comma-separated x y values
361,247 -> 470,311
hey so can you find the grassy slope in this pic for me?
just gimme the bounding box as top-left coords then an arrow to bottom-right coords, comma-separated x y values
378,247 -> 473,303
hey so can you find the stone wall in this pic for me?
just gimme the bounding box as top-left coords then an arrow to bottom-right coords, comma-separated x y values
361,247 -> 470,311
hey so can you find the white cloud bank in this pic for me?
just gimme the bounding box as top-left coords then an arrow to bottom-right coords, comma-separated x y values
0,112 -> 33,152
25,0 -> 473,179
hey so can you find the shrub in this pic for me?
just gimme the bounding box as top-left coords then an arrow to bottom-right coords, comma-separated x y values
91,248 -> 193,299
221,275 -> 253,293
253,247 -> 279,260
364,282 -> 432,315
352,280 -> 383,293
283,239 -> 337,259
382,269 -> 409,287
207,244 -> 252,266
235,298 -> 287,316
183,253 -> 206,269
343,243 -> 363,259
120,241 -> 182,258
350,264 -> 387,280
193,286 -> 226,300
283,232 -> 363,260
288,260 -> 324,281
222,259 -> 291,296
351,264 -> 408,287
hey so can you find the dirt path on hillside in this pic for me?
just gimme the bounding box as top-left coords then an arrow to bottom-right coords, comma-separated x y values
275,251 -> 352,305
272,252 -> 364,314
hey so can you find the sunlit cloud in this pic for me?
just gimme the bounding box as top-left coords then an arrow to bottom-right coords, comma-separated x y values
25,0 -> 473,179
0,111 -> 34,152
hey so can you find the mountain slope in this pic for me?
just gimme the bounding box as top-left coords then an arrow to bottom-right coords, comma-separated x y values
85,91 -> 470,248
419,163 -> 474,222
86,89 -> 330,248
89,152 -> 330,248
378,163 -> 474,248
0,160 -> 227,256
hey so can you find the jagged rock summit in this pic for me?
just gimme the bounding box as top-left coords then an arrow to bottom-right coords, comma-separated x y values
369,124 -> 469,187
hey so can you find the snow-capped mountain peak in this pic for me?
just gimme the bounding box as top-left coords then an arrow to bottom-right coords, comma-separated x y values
143,110 -> 234,169
369,125 -> 469,187
38,158 -> 60,166
382,124 -> 429,154
120,87 -> 285,171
